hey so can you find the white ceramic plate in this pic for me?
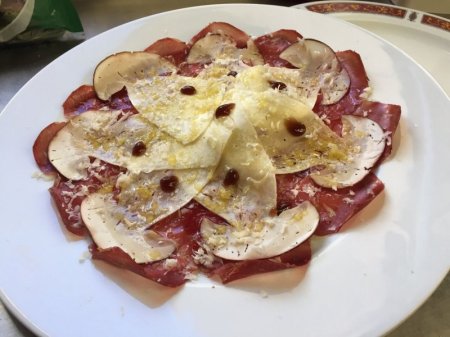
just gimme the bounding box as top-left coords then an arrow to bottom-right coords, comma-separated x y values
294,1 -> 450,95
0,4 -> 449,337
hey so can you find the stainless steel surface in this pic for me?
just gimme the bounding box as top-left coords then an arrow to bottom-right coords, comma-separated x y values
1,1 -> 448,336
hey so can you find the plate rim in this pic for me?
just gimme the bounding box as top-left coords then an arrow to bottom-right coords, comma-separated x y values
1,3 -> 449,337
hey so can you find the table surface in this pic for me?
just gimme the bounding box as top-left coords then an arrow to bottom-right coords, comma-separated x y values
1,1 -> 449,336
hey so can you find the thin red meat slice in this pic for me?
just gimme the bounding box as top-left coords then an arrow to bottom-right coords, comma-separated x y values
145,37 -> 189,66
108,88 -> 138,114
254,29 -> 303,67
90,245 -> 188,287
177,62 -> 207,77
190,22 -> 250,48
33,122 -> 67,175
63,85 -> 137,117
277,172 -> 384,236
49,161 -> 124,236
63,85 -> 106,117
210,240 -> 311,284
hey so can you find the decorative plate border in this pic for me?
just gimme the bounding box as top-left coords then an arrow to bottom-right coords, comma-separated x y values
303,1 -> 450,32
305,3 -> 406,18
421,14 -> 450,32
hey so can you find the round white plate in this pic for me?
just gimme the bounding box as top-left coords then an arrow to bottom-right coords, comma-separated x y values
0,4 -> 449,337
294,1 -> 450,95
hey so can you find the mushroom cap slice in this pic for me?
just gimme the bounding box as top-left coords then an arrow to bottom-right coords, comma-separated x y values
47,113 -> 105,180
81,193 -> 176,263
187,34 -> 263,66
311,115 -> 386,189
187,34 -> 239,64
93,51 -> 176,100
201,201 -> 319,260
280,39 -> 350,105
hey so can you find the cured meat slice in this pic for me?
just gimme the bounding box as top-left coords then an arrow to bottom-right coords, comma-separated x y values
63,85 -> 137,117
108,88 -> 139,114
63,85 -> 105,117
254,29 -> 303,67
177,62 -> 207,77
277,171 -> 384,236
210,240 -> 311,284
49,160 -> 123,236
90,245 -> 188,287
33,122 -> 67,175
145,37 -> 189,66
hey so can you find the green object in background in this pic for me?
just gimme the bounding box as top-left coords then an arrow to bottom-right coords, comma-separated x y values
0,0 -> 84,43
28,0 -> 83,32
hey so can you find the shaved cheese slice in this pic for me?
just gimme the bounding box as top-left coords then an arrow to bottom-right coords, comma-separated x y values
201,201 -> 318,260
94,52 -> 176,100
81,193 -> 175,263
236,90 -> 347,174
232,65 -> 319,109
311,115 -> 386,189
127,74 -> 228,144
49,110 -> 233,180
116,168 -> 212,227
195,103 -> 276,223
196,104 -> 318,260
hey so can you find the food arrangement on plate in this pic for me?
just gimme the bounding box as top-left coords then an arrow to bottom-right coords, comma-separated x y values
33,22 -> 401,287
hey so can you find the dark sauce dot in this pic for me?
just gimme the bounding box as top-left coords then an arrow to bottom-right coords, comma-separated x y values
160,175 -> 179,193
269,81 -> 287,91
215,103 -> 235,118
227,71 -> 238,77
180,85 -> 196,95
284,118 -> 306,137
223,168 -> 239,186
132,141 -> 147,156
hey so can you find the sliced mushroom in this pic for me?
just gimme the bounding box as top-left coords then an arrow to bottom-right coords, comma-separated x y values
311,115 -> 386,189
200,201 -> 319,260
47,111 -> 117,180
320,67 -> 351,105
280,39 -> 350,105
93,52 -> 176,100
81,193 -> 176,263
187,34 -> 263,67
187,34 -> 240,64
47,126 -> 87,180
